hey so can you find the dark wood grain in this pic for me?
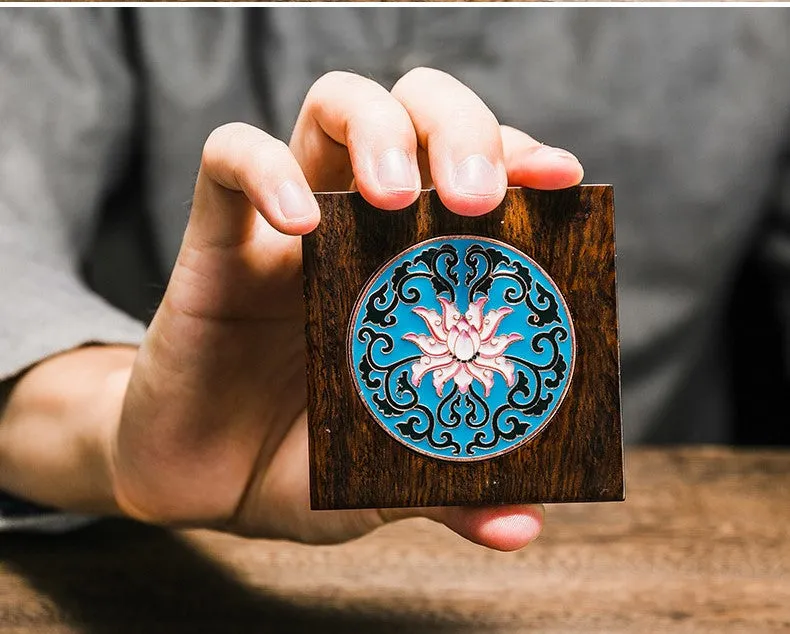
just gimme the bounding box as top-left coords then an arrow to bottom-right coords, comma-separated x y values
1,448 -> 787,634
303,186 -> 623,509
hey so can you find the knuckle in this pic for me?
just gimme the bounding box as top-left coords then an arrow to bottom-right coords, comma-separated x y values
314,69 -> 363,91
202,122 -> 249,168
251,136 -> 291,164
451,104 -> 498,131
204,121 -> 247,148
392,66 -> 445,94
306,70 -> 359,106
305,71 -> 390,121
345,97 -> 403,134
242,137 -> 294,186
203,123 -> 291,181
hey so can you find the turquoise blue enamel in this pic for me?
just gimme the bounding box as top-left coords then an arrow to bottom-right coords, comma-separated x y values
348,236 -> 575,461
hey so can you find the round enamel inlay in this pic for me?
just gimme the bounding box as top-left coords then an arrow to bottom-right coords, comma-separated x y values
347,236 -> 575,461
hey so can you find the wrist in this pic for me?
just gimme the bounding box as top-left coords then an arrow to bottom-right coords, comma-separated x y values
0,345 -> 137,514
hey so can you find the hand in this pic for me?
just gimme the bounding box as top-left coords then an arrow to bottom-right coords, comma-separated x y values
1,68 -> 582,550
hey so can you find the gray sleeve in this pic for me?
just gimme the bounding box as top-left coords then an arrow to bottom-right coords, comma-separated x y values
766,157 -> 790,369
0,9 -> 146,384
750,142 -> 790,444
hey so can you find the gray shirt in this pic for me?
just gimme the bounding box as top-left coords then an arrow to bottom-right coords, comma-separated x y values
2,7 -> 790,450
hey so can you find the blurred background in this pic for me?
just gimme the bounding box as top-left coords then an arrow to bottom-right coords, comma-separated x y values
4,7 -> 790,446
1,9 -> 789,633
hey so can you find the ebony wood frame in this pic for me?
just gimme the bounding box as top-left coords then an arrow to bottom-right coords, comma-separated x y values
303,186 -> 623,509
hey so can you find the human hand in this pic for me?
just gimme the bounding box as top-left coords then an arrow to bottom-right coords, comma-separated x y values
3,69 -> 583,550
113,68 -> 583,549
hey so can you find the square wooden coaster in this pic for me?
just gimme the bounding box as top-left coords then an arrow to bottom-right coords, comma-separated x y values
303,186 -> 623,510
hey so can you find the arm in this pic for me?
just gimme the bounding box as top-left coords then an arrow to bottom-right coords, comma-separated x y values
2,56 -> 581,548
0,346 -> 134,514
0,10 -> 144,524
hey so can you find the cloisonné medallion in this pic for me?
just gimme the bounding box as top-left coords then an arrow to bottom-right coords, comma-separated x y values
348,236 -> 575,461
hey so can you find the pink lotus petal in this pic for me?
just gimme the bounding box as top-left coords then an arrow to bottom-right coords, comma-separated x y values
469,325 -> 482,351
407,295 -> 521,397
478,332 -> 523,358
453,330 -> 477,361
403,333 -> 450,356
473,356 -> 516,386
432,360 -> 461,395
446,325 -> 460,356
480,307 -> 513,342
438,297 -> 461,332
465,297 -> 487,332
465,362 -> 496,397
411,354 -> 455,386
413,307 -> 448,342
453,365 -> 475,394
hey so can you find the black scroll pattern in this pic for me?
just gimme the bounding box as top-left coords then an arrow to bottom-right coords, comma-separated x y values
357,327 -> 462,454
464,244 -> 561,327
464,326 -> 570,455
355,241 -> 572,458
362,244 -> 459,327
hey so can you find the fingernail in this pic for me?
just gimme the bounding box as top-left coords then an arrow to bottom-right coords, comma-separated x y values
377,148 -> 416,192
278,180 -> 315,222
453,154 -> 501,197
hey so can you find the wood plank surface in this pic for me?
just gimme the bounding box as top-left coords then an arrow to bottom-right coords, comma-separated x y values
1,447 -> 787,633
304,186 -> 623,509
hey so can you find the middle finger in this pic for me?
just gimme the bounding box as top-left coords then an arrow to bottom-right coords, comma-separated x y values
392,67 -> 508,216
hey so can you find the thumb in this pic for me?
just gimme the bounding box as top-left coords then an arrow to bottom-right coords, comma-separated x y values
380,504 -> 545,552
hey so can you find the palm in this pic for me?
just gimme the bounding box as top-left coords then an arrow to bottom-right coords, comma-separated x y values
111,69 -> 579,550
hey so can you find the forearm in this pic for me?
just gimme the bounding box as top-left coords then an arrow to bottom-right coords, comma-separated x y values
0,345 -> 136,515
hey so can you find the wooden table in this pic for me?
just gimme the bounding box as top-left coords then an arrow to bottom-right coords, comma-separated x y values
0,448 -> 788,633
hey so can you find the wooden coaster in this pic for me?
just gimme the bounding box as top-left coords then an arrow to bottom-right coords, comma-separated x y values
303,186 -> 623,509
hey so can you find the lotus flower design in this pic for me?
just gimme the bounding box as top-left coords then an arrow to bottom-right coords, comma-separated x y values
403,297 -> 523,397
